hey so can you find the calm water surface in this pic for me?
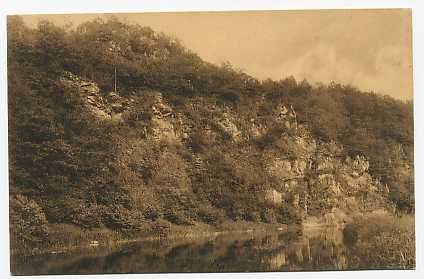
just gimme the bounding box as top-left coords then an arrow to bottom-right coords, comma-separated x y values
11,227 -> 379,275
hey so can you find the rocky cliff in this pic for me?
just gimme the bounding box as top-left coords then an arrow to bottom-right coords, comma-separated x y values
42,72 -> 393,229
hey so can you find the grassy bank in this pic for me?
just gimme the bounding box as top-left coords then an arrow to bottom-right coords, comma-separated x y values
342,212 -> 415,269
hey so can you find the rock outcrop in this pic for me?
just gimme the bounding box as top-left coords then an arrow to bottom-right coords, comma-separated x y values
260,105 -> 390,218
57,72 -> 393,225
60,72 -> 134,122
149,92 -> 180,142
217,110 -> 242,141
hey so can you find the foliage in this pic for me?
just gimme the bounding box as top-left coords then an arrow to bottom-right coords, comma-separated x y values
343,213 -> 415,269
10,194 -> 49,246
7,15 -> 413,242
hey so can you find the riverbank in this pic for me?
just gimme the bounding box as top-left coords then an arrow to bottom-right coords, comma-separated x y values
12,211 -> 415,271
10,220 -> 297,257
342,212 -> 415,269
7,223 -> 349,275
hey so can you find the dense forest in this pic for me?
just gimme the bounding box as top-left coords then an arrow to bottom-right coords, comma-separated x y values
8,16 -> 413,248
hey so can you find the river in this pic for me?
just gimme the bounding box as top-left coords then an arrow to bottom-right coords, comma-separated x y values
10,226 -> 396,275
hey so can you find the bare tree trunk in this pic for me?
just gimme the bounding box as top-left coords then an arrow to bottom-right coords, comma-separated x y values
114,66 -> 117,92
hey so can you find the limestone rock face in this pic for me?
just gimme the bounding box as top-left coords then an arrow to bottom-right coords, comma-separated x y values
249,120 -> 266,138
306,148 -> 389,215
267,159 -> 294,179
264,189 -> 283,205
57,74 -> 393,223
275,103 -> 298,129
152,117 -> 178,142
343,155 -> 370,176
259,105 -> 390,216
150,93 -> 173,119
148,92 -> 180,142
217,111 -> 242,141
60,72 -> 111,120
60,72 -> 135,121
175,112 -> 192,140
105,91 -> 135,120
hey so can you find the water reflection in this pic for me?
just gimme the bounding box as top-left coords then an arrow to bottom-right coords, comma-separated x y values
11,227 -> 379,275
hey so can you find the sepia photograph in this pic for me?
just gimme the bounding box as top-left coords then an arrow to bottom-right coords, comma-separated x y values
5,7 -> 416,276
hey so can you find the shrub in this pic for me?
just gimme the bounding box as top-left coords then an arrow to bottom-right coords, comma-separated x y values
254,126 -> 284,149
163,209 -> 195,225
276,204 -> 302,224
197,206 -> 225,226
218,90 -> 240,103
261,207 -> 277,223
102,205 -> 143,232
10,194 -> 49,245
188,130 -> 212,152
149,219 -> 171,238
71,203 -> 103,229
343,213 -> 415,269
142,205 -> 161,221
245,210 -> 261,222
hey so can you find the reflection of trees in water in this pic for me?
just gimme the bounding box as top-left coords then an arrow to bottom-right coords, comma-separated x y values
12,228 -> 388,275
259,228 -> 348,271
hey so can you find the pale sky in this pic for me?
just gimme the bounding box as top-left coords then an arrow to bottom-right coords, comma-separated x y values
18,9 -> 413,100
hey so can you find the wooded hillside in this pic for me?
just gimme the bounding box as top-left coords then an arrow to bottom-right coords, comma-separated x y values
8,16 -> 413,246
